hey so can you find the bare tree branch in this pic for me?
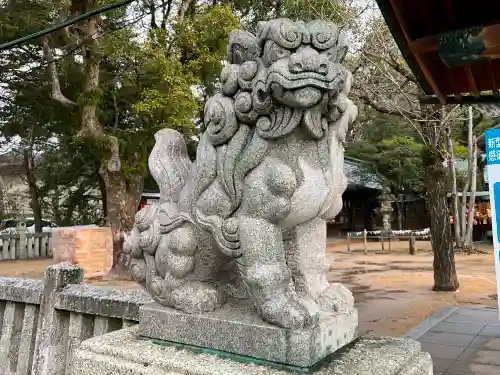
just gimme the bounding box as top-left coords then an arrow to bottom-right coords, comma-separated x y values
356,94 -> 402,116
178,0 -> 196,22
364,50 -> 416,84
41,35 -> 76,107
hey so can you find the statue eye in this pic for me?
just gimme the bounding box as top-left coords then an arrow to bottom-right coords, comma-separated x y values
262,40 -> 291,66
321,46 -> 347,63
275,47 -> 291,59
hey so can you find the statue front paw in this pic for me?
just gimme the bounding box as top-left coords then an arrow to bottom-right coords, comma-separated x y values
316,283 -> 354,313
260,295 -> 317,329
171,282 -> 223,314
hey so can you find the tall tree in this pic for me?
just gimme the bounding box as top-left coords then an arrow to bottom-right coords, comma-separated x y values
0,0 -> 239,270
352,15 -> 460,291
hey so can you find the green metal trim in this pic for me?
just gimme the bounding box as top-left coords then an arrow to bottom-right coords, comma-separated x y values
140,336 -> 360,374
438,26 -> 489,68
375,0 -> 434,95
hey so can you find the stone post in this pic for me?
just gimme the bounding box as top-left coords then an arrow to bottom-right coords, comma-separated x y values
18,222 -> 28,259
363,229 -> 368,255
31,262 -> 83,375
409,236 -> 417,255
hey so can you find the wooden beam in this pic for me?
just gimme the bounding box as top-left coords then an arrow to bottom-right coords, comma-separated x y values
409,36 -> 438,54
488,60 -> 499,94
446,69 -> 462,102
464,65 -> 480,95
389,0 -> 447,103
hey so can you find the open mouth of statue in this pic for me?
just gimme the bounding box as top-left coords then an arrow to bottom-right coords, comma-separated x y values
265,71 -> 343,92
261,66 -> 345,110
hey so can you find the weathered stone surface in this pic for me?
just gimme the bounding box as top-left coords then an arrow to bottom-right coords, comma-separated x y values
56,284 -> 153,321
17,303 -> 39,375
123,18 -> 358,338
0,301 -> 25,373
0,277 -> 43,304
71,327 -> 433,375
0,265 -> 155,375
52,226 -> 113,278
31,262 -> 83,375
139,300 -> 357,367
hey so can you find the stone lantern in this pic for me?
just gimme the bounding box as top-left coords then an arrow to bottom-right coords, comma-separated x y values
377,190 -> 394,232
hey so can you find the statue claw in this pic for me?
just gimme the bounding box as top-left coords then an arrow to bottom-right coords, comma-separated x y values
171,282 -> 223,314
316,283 -> 354,313
260,295 -> 316,329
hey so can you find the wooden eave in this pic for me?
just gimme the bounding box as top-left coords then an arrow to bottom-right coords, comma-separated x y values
376,0 -> 500,104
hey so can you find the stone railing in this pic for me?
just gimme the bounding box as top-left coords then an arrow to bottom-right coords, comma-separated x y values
0,263 -> 152,375
0,232 -> 52,261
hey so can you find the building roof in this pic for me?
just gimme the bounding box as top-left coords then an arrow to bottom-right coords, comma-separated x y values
142,157 -> 388,199
375,0 -> 500,104
344,157 -> 386,191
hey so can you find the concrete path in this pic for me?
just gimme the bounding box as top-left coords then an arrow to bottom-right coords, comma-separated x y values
405,306 -> 500,374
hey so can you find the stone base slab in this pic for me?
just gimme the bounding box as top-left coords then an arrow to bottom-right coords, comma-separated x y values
139,300 -> 357,367
71,327 -> 433,375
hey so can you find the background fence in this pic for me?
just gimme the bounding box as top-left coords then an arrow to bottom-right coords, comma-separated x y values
0,263 -> 152,375
346,229 -> 431,254
0,232 -> 52,261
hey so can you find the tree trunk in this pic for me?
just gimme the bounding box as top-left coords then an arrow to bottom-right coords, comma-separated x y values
97,173 -> 108,221
51,191 -> 63,226
423,146 -> 459,291
460,117 -> 473,241
463,107 -> 477,251
77,13 -> 144,271
445,127 -> 462,248
100,167 -> 143,269
23,148 -> 43,232
396,198 -> 403,230
0,177 -> 5,218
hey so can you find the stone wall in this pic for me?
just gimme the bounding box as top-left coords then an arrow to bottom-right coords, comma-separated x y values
0,263 -> 152,375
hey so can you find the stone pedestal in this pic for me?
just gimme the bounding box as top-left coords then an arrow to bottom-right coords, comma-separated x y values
71,327 -> 433,375
139,300 -> 358,368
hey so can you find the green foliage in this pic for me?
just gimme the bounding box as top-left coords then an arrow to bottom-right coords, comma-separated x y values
280,0 -> 351,24
233,0 -> 355,31
76,88 -> 104,107
347,132 -> 425,197
38,138 -> 105,226
0,0 -> 242,225
453,144 -> 469,160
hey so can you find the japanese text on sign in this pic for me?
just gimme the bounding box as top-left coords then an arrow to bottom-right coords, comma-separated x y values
485,130 -> 500,165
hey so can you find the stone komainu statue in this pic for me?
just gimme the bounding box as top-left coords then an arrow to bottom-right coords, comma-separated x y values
124,18 -> 358,329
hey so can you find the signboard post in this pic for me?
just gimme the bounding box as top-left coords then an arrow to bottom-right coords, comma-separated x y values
485,129 -> 500,315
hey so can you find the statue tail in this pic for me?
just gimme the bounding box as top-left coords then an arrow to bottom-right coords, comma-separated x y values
148,129 -> 192,204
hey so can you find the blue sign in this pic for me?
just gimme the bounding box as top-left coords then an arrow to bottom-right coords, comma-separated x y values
485,133 -> 500,318
485,129 -> 500,165
495,183 -> 500,242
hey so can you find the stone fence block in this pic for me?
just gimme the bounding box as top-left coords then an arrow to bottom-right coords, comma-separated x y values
0,278 -> 43,304
0,263 -> 146,375
31,262 -> 84,375
56,285 -> 152,321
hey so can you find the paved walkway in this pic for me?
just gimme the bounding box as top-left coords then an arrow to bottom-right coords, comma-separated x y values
404,306 -> 500,374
